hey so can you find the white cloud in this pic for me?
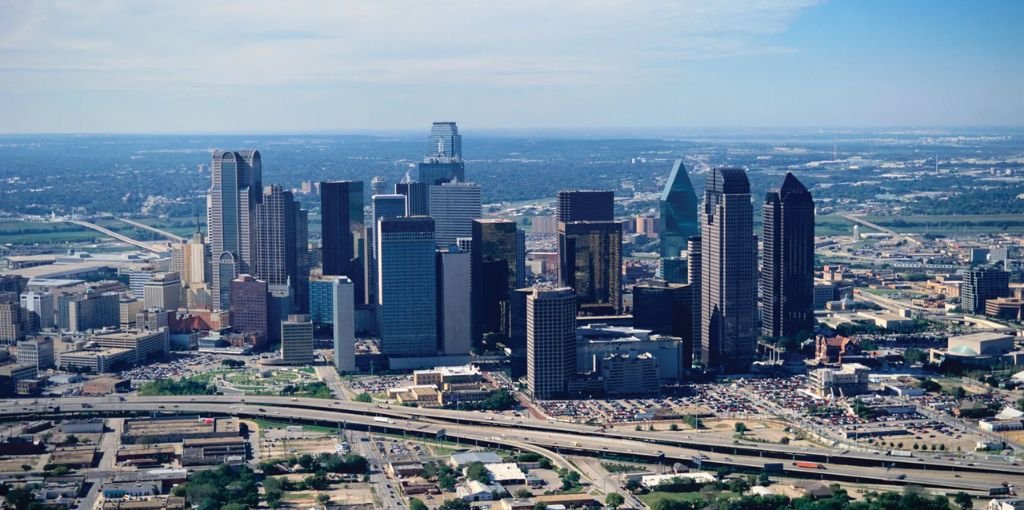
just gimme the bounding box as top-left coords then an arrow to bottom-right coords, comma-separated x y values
0,0 -> 819,88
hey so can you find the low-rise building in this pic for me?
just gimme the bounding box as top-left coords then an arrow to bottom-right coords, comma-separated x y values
122,416 -> 239,444
808,363 -> 870,399
456,480 -> 505,502
449,451 -> 502,469
181,436 -> 247,466
82,376 -> 131,395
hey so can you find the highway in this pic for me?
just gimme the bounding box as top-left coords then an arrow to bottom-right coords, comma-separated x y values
63,219 -> 169,253
115,218 -> 185,242
3,395 -> 1021,494
842,214 -> 922,247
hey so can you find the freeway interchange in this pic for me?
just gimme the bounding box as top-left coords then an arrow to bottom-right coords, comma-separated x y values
2,395 -> 1021,495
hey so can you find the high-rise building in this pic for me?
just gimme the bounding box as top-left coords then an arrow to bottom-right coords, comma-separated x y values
376,217 -> 438,357
700,168 -> 756,373
962,267 -> 1011,314
659,160 -> 699,260
429,182 -> 481,247
437,248 -> 472,355
67,292 -> 120,333
471,219 -> 521,344
687,236 -> 702,362
331,277 -> 356,373
761,173 -> 816,340
526,287 -> 577,400
20,291 -> 54,331
280,314 -> 314,365
143,272 -> 182,311
557,221 -> 623,315
320,181 -> 365,304
632,280 -> 695,372
418,122 -> 465,186
0,293 -> 26,344
556,190 -> 614,223
17,336 -> 55,370
308,270 -> 334,325
395,181 -> 429,216
208,150 -> 262,311
267,284 -> 294,344
366,194 -> 408,305
370,176 -> 388,197
255,185 -> 307,310
230,275 -> 267,337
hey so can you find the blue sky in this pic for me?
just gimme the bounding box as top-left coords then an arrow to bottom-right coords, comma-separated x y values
0,0 -> 1021,133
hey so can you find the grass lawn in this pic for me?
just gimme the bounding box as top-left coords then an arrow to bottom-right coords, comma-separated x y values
862,213 -> 1024,234
640,490 -> 737,507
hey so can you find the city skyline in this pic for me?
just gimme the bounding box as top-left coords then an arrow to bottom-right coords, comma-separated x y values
2,1 -> 1023,133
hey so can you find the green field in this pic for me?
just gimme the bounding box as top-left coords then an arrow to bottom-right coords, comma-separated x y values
862,214 -> 1024,234
0,218 -> 167,245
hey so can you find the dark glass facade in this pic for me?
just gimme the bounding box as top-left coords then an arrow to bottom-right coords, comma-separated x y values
320,181 -> 365,304
761,173 -> 815,340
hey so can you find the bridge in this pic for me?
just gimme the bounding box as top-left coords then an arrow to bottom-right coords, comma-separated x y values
3,395 -> 1020,495
63,219 -> 169,253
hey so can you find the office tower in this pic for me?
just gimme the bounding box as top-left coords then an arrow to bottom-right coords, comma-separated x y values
516,229 -> 527,288
17,336 -> 55,370
418,122 -> 465,186
659,257 -> 687,284
761,173 -> 816,340
526,287 -> 577,400
230,275 -> 267,337
267,284 -> 294,344
659,160 -> 699,260
255,185 -> 306,308
332,276 -> 356,373
633,280 -> 694,372
471,219 -> 520,344
143,272 -> 182,311
64,292 -> 120,333
320,181 -> 365,304
962,267 -> 1011,314
0,275 -> 28,294
557,221 -> 623,315
209,150 -> 262,311
366,194 -> 409,305
172,226 -> 211,309
456,237 -> 473,253
308,270 -> 334,325
128,268 -> 156,299
0,293 -> 26,344
395,181 -> 429,216
556,190 -> 614,223
700,168 -> 756,372
136,308 -> 169,331
280,314 -> 314,365
370,176 -> 387,197
376,217 -> 438,357
20,291 -> 54,331
687,236 -> 702,362
429,182 -> 481,247
437,248 -> 472,355
294,208 -> 309,312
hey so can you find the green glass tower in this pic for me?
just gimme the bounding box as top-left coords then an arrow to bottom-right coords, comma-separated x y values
659,160 -> 699,260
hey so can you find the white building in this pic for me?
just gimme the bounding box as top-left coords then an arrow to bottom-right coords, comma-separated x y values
332,276 -> 355,372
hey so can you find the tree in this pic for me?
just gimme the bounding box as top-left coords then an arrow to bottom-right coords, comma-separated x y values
316,493 -> 331,506
439,499 -> 471,510
954,492 -> 972,510
410,499 -> 428,510
669,423 -> 679,431
919,379 -> 941,393
734,422 -> 748,434
465,462 -> 490,483
534,503 -> 547,510
952,386 -> 966,399
606,492 -> 625,509
354,392 -> 373,403
559,469 -> 581,490
514,488 -> 533,498
903,348 -> 926,365
63,434 -> 79,445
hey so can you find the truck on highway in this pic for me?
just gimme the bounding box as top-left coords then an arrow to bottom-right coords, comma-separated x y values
373,417 -> 394,424
888,450 -> 913,457
793,461 -> 825,469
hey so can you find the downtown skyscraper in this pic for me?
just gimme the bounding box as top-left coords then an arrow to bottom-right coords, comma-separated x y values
376,216 -> 438,357
526,287 -> 577,400
659,160 -> 700,262
418,121 -> 465,186
208,150 -> 262,310
556,190 -> 622,315
429,181 -> 481,247
471,219 -> 523,345
320,181 -> 365,305
761,173 -> 816,340
700,168 -> 756,373
255,185 -> 308,311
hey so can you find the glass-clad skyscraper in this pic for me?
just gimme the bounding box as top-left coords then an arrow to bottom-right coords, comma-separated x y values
320,181 -> 365,304
376,216 -> 438,357
659,160 -> 699,260
761,173 -> 815,340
